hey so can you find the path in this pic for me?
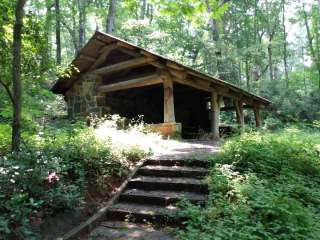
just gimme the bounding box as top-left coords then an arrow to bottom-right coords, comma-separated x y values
87,140 -> 220,240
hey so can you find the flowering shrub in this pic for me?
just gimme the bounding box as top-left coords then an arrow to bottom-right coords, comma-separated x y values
0,116 -> 154,239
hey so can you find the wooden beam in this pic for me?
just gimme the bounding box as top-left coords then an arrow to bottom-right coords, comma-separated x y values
89,43 -> 118,70
163,74 -> 175,123
173,76 -> 211,92
234,100 -> 245,130
168,68 -> 187,80
116,41 -> 136,50
211,92 -> 223,140
98,73 -> 162,93
254,106 -> 262,128
79,54 -> 96,62
92,57 -> 154,76
118,48 -> 166,69
169,69 -> 244,100
221,105 -> 253,111
167,62 -> 184,71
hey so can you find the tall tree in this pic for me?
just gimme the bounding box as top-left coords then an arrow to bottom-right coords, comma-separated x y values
106,0 -> 116,34
77,0 -> 87,50
303,4 -> 320,89
282,0 -> 289,87
11,0 -> 27,152
55,0 -> 61,64
265,0 -> 275,81
140,0 -> 147,19
205,0 -> 222,78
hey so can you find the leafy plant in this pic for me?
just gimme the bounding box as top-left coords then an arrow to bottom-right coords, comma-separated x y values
177,127 -> 320,240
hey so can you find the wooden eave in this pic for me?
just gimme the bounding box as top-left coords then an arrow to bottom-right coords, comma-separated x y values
51,31 -> 271,106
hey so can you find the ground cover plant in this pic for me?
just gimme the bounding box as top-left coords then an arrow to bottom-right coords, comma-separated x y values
177,126 -> 320,240
0,115 -> 159,239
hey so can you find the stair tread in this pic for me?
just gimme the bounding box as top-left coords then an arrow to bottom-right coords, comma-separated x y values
130,176 -> 206,185
147,159 -> 209,164
109,202 -> 178,215
140,165 -> 208,172
122,189 -> 207,201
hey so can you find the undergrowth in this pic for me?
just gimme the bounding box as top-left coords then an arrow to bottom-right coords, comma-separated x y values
177,127 -> 320,240
0,115 -> 157,239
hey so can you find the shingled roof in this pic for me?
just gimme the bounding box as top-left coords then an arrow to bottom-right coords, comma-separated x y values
51,31 -> 271,106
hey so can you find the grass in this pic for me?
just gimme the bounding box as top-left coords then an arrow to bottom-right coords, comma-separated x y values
177,126 -> 320,240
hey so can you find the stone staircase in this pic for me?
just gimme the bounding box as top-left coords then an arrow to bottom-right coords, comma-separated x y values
88,158 -> 210,239
106,159 -> 209,224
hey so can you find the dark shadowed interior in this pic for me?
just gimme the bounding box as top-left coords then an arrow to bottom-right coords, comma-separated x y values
105,83 -> 212,138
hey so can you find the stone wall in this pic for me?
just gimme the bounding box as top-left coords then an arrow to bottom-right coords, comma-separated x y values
65,73 -> 110,118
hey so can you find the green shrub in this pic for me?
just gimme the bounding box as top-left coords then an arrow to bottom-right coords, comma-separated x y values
177,128 -> 320,240
0,123 -> 11,155
0,117 -> 152,239
122,145 -> 150,162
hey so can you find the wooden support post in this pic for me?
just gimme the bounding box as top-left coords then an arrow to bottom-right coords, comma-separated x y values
234,100 -> 245,130
163,75 -> 175,123
211,92 -> 222,140
254,106 -> 262,128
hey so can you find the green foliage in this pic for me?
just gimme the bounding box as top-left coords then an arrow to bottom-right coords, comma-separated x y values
263,82 -> 320,123
0,123 -> 11,155
177,128 -> 320,239
0,118 -> 150,239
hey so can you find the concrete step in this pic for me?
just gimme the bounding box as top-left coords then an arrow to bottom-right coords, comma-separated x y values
127,176 -> 208,194
106,203 -> 184,225
88,221 -> 173,239
119,189 -> 207,206
145,159 -> 210,168
138,165 -> 209,178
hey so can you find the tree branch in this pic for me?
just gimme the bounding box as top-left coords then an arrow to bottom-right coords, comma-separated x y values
0,78 -> 14,104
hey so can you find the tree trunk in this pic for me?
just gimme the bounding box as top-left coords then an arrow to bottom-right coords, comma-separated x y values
282,0 -> 289,87
106,0 -> 116,34
265,0 -> 275,81
303,5 -> 320,89
77,0 -> 86,50
205,0 -> 223,79
315,4 -> 320,89
245,57 -> 250,91
147,3 -> 153,23
11,0 -> 26,152
40,0 -> 52,71
55,0 -> 61,65
267,39 -> 274,81
140,0 -> 147,19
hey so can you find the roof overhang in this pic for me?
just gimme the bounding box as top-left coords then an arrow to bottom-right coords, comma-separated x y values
51,31 -> 271,106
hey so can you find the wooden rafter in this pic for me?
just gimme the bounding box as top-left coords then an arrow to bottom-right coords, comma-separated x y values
117,47 -> 165,69
89,43 -> 118,70
98,73 -> 162,93
92,57 -> 154,76
78,54 -> 96,62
